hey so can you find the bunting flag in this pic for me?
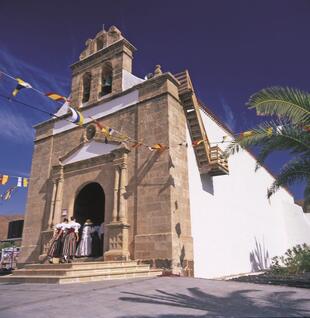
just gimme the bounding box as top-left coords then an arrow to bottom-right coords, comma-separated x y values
23,178 -> 29,187
149,143 -> 167,152
0,175 -> 9,185
17,177 -> 28,188
101,127 -> 110,137
68,107 -> 84,125
12,78 -> 32,96
45,92 -> 67,103
240,131 -> 254,138
1,186 -> 17,201
192,139 -> 204,147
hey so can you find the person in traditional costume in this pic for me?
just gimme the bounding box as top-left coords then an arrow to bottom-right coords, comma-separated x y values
99,221 -> 105,255
62,217 -> 80,262
76,219 -> 93,257
48,218 -> 68,263
91,224 -> 101,257
47,223 -> 63,263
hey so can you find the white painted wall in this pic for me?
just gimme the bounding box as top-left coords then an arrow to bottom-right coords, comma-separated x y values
189,110 -> 310,279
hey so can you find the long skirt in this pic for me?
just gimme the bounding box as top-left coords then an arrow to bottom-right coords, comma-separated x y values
62,232 -> 77,258
91,232 -> 101,257
76,236 -> 92,257
47,237 -> 62,258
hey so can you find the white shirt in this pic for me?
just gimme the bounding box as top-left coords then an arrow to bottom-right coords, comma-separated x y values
69,221 -> 81,233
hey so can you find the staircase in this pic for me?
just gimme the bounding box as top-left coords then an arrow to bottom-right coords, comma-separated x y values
174,70 -> 229,176
0,261 -> 162,284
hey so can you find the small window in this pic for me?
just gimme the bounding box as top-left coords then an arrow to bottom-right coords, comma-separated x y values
82,72 -> 92,103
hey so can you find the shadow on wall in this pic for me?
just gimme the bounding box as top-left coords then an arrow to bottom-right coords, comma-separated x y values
200,174 -> 214,195
250,237 -> 270,272
118,287 -> 309,317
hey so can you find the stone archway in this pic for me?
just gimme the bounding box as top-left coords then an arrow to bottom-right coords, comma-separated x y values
73,182 -> 105,226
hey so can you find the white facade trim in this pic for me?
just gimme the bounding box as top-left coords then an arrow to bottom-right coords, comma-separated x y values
62,141 -> 121,165
122,70 -> 144,91
52,90 -> 139,136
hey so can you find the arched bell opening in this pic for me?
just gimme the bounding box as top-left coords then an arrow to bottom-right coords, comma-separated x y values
73,182 -> 105,226
82,72 -> 92,103
100,63 -> 112,97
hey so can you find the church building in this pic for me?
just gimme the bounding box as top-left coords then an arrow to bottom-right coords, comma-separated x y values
18,26 -> 310,279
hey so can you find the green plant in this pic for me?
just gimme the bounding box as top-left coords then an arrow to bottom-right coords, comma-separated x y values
270,244 -> 310,275
225,87 -> 310,206
0,241 -> 14,250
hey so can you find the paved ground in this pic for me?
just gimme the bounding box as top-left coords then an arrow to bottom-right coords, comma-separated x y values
0,277 -> 309,317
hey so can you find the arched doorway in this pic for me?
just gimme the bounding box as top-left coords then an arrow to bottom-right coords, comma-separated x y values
74,182 -> 105,226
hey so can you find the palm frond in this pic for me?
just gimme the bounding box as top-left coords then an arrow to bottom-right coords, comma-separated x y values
304,183 -> 310,210
224,121 -> 310,159
267,158 -> 310,198
248,87 -> 310,124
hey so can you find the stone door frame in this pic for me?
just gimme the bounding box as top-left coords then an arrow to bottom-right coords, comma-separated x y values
45,141 -> 131,261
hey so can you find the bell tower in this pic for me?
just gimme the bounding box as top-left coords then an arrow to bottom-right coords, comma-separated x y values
70,26 -> 136,108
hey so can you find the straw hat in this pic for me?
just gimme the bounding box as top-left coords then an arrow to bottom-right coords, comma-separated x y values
85,219 -> 93,225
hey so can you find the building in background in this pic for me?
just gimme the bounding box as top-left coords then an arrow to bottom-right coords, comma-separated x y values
0,215 -> 24,243
18,26 -> 310,278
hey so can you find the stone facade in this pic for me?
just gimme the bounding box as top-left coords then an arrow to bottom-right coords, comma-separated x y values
18,26 -> 193,275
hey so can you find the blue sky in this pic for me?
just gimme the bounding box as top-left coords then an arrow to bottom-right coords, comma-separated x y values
0,0 -> 309,214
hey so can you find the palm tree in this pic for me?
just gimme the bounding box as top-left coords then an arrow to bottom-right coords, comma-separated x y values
225,87 -> 310,208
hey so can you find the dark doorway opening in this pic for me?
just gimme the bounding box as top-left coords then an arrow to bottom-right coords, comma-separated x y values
74,183 -> 105,226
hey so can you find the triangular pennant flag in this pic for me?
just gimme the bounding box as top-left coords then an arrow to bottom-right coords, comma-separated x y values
68,107 -> 84,125
12,78 -> 32,96
0,175 -> 9,185
45,92 -> 67,103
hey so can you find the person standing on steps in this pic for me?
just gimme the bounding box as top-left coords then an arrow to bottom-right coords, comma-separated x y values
62,217 -> 80,263
47,223 -> 63,263
76,219 -> 93,257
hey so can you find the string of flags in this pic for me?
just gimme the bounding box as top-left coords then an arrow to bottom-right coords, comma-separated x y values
0,70 -> 189,152
0,174 -> 29,201
0,186 -> 17,201
12,78 -> 32,96
45,92 -> 68,103
0,174 -> 28,187
1,69 -> 309,157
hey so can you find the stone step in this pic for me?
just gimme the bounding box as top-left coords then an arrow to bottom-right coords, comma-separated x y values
24,260 -> 138,270
0,269 -> 162,284
13,265 -> 151,277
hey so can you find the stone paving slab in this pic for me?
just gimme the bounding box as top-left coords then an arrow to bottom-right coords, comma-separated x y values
0,277 -> 309,318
